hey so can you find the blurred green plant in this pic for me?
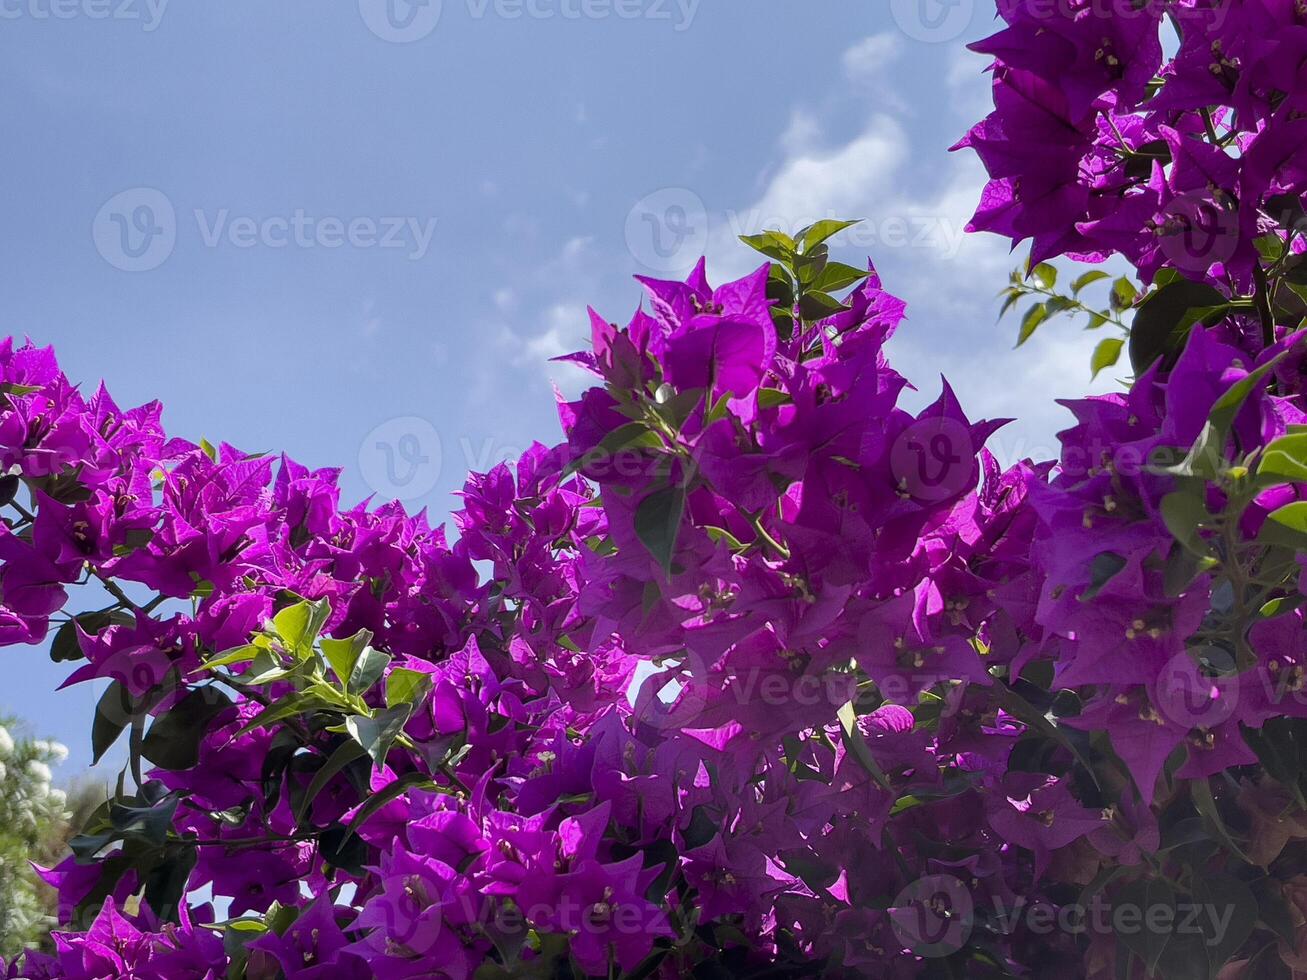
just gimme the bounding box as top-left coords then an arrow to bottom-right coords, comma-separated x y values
0,717 -> 72,958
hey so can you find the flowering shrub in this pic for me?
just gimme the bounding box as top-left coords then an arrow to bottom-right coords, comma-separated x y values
4,2 -> 1307,978
0,722 -> 69,957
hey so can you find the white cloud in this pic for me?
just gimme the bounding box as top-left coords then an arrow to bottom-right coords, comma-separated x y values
946,46 -> 995,125
490,31 -> 1120,460
842,33 -> 905,90
708,114 -> 909,281
690,33 -> 1124,457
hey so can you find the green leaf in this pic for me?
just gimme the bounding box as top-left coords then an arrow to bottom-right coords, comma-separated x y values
703,525 -> 745,550
50,610 -> 133,664
1208,346 -> 1296,436
294,740 -> 368,826
634,484 -> 686,575
222,918 -> 269,965
1252,875 -> 1297,944
682,806 -> 719,849
272,598 -> 331,658
1071,270 -> 1111,293
385,667 -> 433,709
342,771 -> 437,843
1017,303 -> 1048,346
1082,552 -> 1127,601
1152,421 -> 1224,480
0,383 -> 43,397
811,261 -> 869,293
1269,501 -> 1307,535
204,643 -> 262,670
1110,276 -> 1139,312
1259,433 -> 1307,484
1193,873 -> 1258,973
347,645 -> 391,696
141,687 -> 235,771
319,629 -> 373,688
797,290 -> 849,321
318,823 -> 369,874
235,691 -> 318,736
108,791 -> 181,848
798,219 -> 858,253
241,647 -> 305,686
989,682 -> 1101,793
346,704 -> 412,769
1090,337 -> 1124,379
1128,279 -> 1228,374
1115,878 -> 1178,975
1030,262 -> 1057,289
836,702 -> 892,792
1191,779 -> 1251,863
739,231 -> 795,263
92,680 -> 133,765
1160,491 -> 1211,554
756,388 -> 791,409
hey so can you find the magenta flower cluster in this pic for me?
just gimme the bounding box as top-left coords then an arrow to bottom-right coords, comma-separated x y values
3,2 -> 1307,977
958,0 -> 1307,287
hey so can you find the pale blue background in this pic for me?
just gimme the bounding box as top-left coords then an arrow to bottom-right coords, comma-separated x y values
0,0 -> 1117,778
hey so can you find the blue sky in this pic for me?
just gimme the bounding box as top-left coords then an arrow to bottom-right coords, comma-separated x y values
0,0 -> 1118,777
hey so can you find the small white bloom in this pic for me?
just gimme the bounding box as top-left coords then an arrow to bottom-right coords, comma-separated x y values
0,726 -> 13,758
46,741 -> 68,764
25,760 -> 52,784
